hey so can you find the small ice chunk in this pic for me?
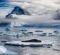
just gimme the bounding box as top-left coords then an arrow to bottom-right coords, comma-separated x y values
0,46 -> 7,54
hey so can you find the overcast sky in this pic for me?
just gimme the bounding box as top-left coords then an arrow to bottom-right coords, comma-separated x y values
0,0 -> 60,24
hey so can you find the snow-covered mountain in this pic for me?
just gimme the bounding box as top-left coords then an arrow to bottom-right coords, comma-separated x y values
6,6 -> 30,18
5,0 -> 60,22
0,0 -> 60,27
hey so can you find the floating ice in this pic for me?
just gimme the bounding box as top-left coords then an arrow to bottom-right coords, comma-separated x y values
0,46 -> 7,54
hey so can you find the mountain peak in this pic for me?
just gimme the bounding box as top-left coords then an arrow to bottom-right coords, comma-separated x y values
6,6 -> 30,18
11,6 -> 27,15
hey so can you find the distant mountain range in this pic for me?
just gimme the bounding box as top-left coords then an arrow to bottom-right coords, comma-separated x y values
0,22 -> 60,28
6,6 -> 30,18
22,23 -> 60,28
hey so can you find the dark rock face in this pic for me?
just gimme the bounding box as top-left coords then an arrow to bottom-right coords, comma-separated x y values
22,39 -> 41,42
6,14 -> 12,18
6,6 -> 30,18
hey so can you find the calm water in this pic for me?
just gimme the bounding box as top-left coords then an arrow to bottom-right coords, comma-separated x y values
0,28 -> 60,55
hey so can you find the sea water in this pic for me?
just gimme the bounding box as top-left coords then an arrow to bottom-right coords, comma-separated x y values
0,28 -> 60,55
